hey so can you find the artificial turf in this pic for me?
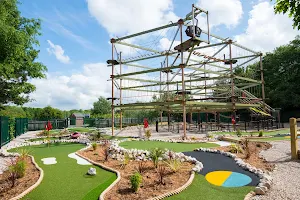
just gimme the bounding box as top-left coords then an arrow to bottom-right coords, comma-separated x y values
249,137 -> 290,142
167,174 -> 254,200
29,137 -> 58,142
212,128 -> 290,137
9,143 -> 116,200
68,127 -> 95,133
119,140 -> 219,152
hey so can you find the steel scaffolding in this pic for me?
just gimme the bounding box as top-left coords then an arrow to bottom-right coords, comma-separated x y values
107,4 -> 270,138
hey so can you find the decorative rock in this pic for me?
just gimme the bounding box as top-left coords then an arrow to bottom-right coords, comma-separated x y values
87,167 -> 96,175
255,187 -> 266,195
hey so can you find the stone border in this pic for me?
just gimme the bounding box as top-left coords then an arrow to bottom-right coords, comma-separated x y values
147,172 -> 195,200
10,155 -> 44,200
75,152 -> 121,200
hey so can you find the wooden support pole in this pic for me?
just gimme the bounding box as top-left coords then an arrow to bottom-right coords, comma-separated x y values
260,54 -> 266,110
111,39 -> 115,136
179,19 -> 187,139
290,118 -> 298,159
229,40 -> 236,131
120,52 -> 123,130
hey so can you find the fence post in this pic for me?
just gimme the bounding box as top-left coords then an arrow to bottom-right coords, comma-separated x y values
290,118 -> 298,159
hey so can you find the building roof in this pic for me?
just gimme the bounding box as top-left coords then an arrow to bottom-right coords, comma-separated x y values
71,113 -> 85,118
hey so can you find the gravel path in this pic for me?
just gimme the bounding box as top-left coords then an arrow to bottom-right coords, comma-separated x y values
0,131 -> 39,174
252,141 -> 300,200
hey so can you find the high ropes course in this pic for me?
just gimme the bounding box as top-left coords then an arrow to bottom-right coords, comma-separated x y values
107,4 -> 275,137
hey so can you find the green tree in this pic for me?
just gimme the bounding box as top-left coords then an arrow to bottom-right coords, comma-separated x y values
0,106 -> 26,118
234,36 -> 300,110
38,106 -> 63,119
0,0 -> 47,107
273,0 -> 300,29
91,97 -> 111,116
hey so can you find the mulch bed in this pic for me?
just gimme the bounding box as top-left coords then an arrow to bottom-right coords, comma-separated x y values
214,141 -> 275,171
79,145 -> 193,200
0,156 -> 40,200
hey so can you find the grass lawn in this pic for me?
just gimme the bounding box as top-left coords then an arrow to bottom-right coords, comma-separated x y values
9,143 -> 116,200
119,141 -> 219,152
167,175 -> 254,200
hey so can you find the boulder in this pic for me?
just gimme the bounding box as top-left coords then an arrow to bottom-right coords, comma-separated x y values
87,167 -> 96,176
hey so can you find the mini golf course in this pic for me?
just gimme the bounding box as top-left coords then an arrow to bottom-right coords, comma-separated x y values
9,143 -> 116,200
120,140 -> 258,200
119,140 -> 219,152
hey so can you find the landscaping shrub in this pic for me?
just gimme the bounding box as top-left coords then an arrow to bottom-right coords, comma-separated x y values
145,129 -> 151,140
120,152 -> 130,169
136,161 -> 146,174
149,148 -> 165,168
164,159 -> 181,173
236,128 -> 242,137
241,139 -> 251,159
156,164 -> 167,184
228,143 -> 243,153
258,131 -> 263,137
92,142 -> 97,151
102,145 -> 110,161
18,149 -> 30,161
7,158 -> 26,187
130,172 -> 142,192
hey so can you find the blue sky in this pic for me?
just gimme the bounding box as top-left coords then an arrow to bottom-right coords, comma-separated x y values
18,0 -> 299,110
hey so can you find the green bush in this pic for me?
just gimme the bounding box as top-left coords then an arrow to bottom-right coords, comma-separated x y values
9,117 -> 15,139
236,128 -> 242,137
92,142 -> 97,151
9,159 -> 26,179
130,172 -> 142,192
258,131 -> 263,137
149,148 -> 165,168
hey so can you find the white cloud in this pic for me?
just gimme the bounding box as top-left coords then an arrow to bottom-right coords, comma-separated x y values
86,0 -> 178,36
197,0 -> 243,29
234,1 -> 299,52
47,40 -> 70,64
26,63 -> 111,110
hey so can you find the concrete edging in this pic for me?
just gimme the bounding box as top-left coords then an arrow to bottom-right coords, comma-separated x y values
10,155 -> 44,200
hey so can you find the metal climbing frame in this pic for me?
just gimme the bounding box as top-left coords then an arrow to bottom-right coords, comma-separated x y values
108,4 -> 270,137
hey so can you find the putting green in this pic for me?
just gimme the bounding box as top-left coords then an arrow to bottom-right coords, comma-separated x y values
120,140 -> 219,152
9,143 -> 116,200
167,175 -> 254,200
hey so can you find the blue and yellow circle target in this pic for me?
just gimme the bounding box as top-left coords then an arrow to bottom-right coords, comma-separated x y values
205,171 -> 252,187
